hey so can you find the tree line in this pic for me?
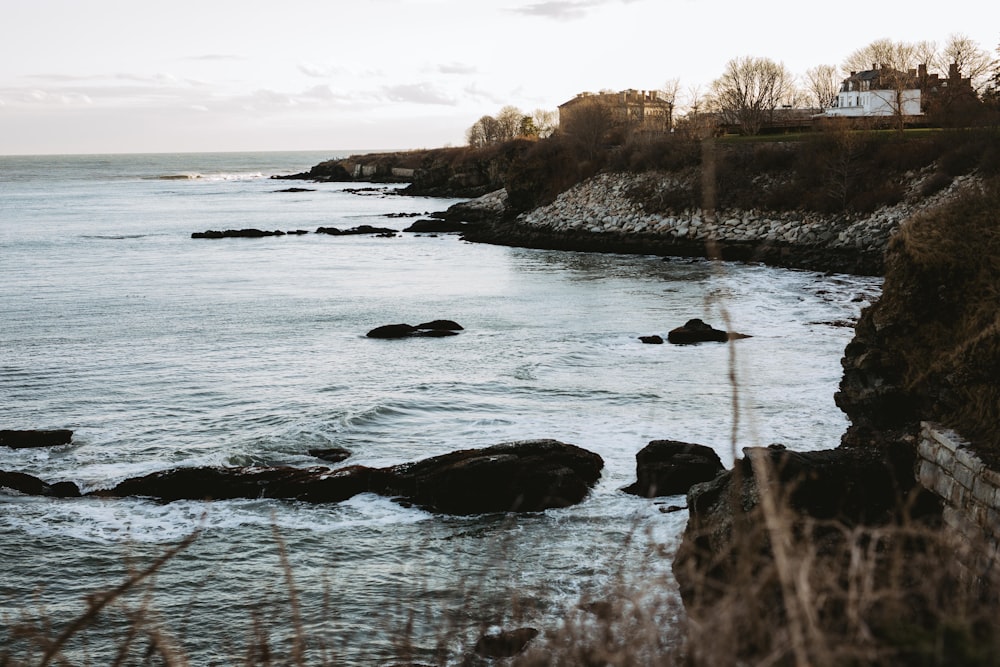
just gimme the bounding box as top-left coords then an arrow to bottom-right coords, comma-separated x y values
467,33 -> 1000,144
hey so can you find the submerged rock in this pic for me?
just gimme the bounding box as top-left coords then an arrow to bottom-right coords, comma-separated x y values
622,440 -> 724,497
667,318 -> 750,344
638,335 -> 664,344
473,627 -> 539,658
315,225 -> 397,236
0,470 -> 80,497
366,320 -> 464,339
77,439 -> 603,515
191,229 -> 286,239
0,429 -> 73,448
308,447 -> 352,463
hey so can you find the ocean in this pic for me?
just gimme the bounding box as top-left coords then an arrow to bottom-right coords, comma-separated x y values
0,151 -> 881,664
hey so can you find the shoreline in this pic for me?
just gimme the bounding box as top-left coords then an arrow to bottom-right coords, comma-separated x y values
462,218 -> 885,275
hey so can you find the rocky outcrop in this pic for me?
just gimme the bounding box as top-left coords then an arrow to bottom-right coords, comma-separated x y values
667,319 -> 750,344
1,429 -> 73,448
191,229 -> 297,239
473,627 -> 539,658
673,443 -> 939,605
366,321 -> 463,339
1,470 -> 81,497
383,439 -> 603,514
55,440 -> 603,515
316,225 -> 397,236
622,440 -> 724,498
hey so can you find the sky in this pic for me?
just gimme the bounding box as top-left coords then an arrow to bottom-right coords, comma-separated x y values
1,0 -> 997,155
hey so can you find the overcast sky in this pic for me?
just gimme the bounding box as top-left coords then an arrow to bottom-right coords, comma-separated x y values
1,0 -> 996,155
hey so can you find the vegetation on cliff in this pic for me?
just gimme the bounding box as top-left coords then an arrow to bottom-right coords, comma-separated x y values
838,175 -> 1000,459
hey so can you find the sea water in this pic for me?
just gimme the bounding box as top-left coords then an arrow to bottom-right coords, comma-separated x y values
0,151 -> 881,664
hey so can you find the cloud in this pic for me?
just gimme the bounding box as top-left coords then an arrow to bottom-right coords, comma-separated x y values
381,83 -> 456,105
509,0 -> 639,20
298,62 -> 345,79
438,62 -> 478,75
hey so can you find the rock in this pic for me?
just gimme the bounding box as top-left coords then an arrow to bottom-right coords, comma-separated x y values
315,225 -> 397,236
87,439 -> 603,514
473,627 -> 539,658
667,318 -> 749,344
191,229 -> 285,239
274,187 -> 315,193
366,324 -> 419,339
383,439 -> 604,515
673,442 -> 940,607
367,321 -> 464,339
0,470 -> 81,497
622,440 -> 724,497
0,429 -> 73,448
308,447 -> 351,463
414,320 -> 463,331
100,464 -> 386,504
402,219 -> 469,233
638,335 -> 664,344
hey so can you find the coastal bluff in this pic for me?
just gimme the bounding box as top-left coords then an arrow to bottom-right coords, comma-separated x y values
455,169 -> 979,276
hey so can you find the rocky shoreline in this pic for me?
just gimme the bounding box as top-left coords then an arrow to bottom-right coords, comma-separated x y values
452,171 -> 978,276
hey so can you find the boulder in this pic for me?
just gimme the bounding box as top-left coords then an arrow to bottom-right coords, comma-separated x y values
622,440 -> 724,497
473,627 -> 539,658
383,439 -> 604,515
315,225 -> 397,236
638,335 -> 664,344
366,324 -> 419,339
1,429 -> 73,448
100,464 -> 386,504
667,318 -> 750,344
308,447 -> 351,463
87,439 -> 603,514
191,229 -> 285,239
0,470 -> 81,497
366,321 -> 464,339
402,219 -> 470,233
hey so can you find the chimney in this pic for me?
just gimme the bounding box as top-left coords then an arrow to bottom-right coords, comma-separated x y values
918,63 -> 927,78
950,63 -> 960,79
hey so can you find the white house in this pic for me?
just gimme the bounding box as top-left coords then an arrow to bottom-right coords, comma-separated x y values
824,65 -> 922,117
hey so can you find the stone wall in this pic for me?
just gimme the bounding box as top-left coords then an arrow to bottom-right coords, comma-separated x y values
917,422 -> 1000,583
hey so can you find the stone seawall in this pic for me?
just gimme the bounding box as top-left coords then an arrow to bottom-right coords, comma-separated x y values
917,422 -> 1000,585
460,171 -> 977,276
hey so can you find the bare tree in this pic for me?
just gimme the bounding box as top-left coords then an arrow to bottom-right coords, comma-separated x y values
494,105 -> 525,142
710,56 -> 794,135
805,65 -> 840,109
466,115 -> 500,148
936,33 -> 996,92
843,39 -> 919,131
563,97 -> 613,161
658,77 -> 682,131
531,109 -> 558,138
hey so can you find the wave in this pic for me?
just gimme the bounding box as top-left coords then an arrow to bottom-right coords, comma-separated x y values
150,171 -> 266,182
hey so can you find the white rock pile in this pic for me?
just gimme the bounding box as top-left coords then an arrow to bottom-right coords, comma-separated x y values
513,171 -> 977,254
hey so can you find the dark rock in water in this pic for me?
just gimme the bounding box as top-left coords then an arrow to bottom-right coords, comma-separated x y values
0,470 -> 81,497
402,219 -> 469,233
191,229 -> 286,239
367,321 -> 464,338
100,464 -> 386,504
91,439 -> 603,514
415,319 -> 463,331
623,440 -> 724,497
383,439 -> 603,515
285,229 -> 309,235
274,187 -> 315,193
366,323 -> 419,339
667,318 -> 749,344
315,225 -> 397,236
308,447 -> 351,463
1,429 -> 73,448
638,335 -> 664,344
474,627 -> 539,658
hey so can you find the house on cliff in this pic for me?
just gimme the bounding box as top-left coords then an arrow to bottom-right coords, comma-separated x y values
824,63 -> 973,119
558,89 -> 674,136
